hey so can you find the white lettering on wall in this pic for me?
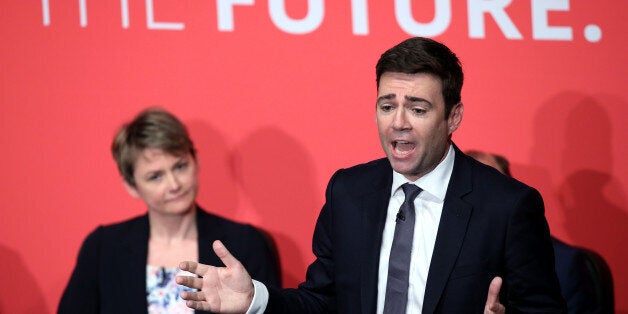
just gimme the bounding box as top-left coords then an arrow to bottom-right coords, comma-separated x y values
217,0 -> 254,31
584,24 -> 601,42
146,0 -> 184,30
79,0 -> 88,27
352,0 -> 369,35
395,0 -> 451,37
468,0 -> 522,39
269,0 -> 324,34
41,0 -> 50,26
532,0 -> 572,40
121,0 -> 130,28
37,0 -> 600,42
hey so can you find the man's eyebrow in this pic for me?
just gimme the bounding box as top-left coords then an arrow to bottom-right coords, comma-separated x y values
405,95 -> 433,108
376,93 -> 396,104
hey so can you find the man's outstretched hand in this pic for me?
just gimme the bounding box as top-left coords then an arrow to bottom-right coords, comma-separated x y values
176,240 -> 255,313
178,241 -> 506,314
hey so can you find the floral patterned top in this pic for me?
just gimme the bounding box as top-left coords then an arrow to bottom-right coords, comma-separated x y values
146,265 -> 197,314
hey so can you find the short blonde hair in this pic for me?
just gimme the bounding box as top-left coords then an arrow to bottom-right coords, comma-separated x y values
111,108 -> 196,186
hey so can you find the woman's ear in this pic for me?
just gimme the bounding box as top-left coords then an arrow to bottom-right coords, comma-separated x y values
123,180 -> 140,198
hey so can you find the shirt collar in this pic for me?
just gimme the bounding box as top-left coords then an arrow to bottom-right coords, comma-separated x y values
391,144 -> 455,202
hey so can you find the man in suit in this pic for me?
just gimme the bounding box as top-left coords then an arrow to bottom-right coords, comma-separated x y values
466,150 -> 601,314
176,37 -> 566,313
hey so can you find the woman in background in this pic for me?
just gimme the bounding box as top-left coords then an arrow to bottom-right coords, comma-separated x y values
59,108 -> 281,313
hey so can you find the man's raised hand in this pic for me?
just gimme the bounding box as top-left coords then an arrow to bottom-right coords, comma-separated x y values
176,240 -> 255,313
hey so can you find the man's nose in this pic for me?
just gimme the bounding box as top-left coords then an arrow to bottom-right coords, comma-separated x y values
392,108 -> 410,130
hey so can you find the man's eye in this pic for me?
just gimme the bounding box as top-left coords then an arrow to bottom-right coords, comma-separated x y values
379,104 -> 393,112
411,108 -> 426,115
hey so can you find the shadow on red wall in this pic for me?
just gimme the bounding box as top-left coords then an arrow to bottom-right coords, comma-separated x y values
186,121 -> 317,287
525,92 -> 627,313
231,127 -> 320,288
0,244 -> 50,313
186,120 -> 240,217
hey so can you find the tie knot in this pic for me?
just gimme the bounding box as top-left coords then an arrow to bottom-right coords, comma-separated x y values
401,183 -> 422,203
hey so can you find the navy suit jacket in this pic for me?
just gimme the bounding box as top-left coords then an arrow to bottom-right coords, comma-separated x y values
267,146 -> 566,313
552,238 -> 600,314
58,207 -> 281,314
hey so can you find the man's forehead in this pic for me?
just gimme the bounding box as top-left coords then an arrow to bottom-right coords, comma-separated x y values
377,73 -> 444,101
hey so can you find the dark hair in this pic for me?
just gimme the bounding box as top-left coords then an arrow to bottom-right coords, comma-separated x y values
492,154 -> 511,177
466,150 -> 511,177
111,108 -> 196,187
376,37 -> 463,118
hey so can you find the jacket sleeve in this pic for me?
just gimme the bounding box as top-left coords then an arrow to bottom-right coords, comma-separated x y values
553,240 -> 600,314
58,226 -> 103,314
503,188 -> 567,313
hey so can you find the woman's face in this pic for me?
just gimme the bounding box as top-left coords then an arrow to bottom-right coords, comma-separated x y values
124,148 -> 198,216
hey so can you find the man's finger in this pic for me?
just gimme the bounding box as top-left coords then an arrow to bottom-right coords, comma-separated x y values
185,300 -> 211,311
180,290 -> 207,301
213,240 -> 242,269
176,275 -> 204,290
488,276 -> 502,300
179,260 -> 210,276
487,276 -> 503,311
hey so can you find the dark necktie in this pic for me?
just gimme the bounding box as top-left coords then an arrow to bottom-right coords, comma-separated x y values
383,183 -> 422,314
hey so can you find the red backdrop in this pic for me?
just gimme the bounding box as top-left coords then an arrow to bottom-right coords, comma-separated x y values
1,1 -> 626,313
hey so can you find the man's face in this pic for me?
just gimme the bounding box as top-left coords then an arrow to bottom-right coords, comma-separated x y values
124,148 -> 199,216
376,72 -> 463,181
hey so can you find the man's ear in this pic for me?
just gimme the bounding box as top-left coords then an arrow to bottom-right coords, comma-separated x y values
448,102 -> 464,134
123,180 -> 140,198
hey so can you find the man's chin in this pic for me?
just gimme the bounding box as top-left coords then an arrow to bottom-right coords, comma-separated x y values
390,161 -> 418,176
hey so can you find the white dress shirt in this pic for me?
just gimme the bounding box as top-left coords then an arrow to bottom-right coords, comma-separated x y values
376,144 -> 454,313
247,145 -> 455,314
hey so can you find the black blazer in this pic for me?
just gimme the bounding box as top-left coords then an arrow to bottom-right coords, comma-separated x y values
58,207 -> 281,314
552,238 -> 600,313
267,146 -> 566,313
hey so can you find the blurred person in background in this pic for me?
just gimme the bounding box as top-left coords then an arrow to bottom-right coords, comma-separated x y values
58,107 -> 281,313
466,149 -> 601,314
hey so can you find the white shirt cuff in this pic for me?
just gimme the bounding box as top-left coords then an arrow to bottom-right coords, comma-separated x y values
245,280 -> 269,314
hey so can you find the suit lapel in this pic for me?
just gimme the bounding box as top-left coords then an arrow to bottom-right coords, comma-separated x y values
422,148 -> 473,314
360,160 -> 393,314
196,207 -> 220,265
117,215 -> 150,312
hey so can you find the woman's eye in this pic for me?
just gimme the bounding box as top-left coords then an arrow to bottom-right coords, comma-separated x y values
148,173 -> 161,181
